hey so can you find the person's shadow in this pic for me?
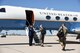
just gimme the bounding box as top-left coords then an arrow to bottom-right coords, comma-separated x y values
65,49 -> 75,51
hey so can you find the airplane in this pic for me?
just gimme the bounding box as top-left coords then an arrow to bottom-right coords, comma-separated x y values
0,5 -> 80,37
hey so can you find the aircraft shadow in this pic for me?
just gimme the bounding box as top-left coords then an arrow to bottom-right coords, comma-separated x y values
56,40 -> 80,44
66,41 -> 80,44
44,41 -> 80,44
0,43 -> 29,46
0,41 -> 79,46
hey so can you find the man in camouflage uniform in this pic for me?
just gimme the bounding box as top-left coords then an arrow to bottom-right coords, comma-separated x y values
57,24 -> 67,51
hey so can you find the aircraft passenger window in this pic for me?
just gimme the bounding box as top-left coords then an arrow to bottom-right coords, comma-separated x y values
65,17 -> 69,21
0,8 -> 6,12
56,16 -> 60,20
46,15 -> 51,20
73,17 -> 77,21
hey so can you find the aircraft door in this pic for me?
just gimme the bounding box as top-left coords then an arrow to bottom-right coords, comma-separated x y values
25,10 -> 34,26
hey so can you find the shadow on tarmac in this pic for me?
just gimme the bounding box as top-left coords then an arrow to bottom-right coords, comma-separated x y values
66,41 -> 80,44
56,40 -> 80,44
0,41 -> 79,46
65,49 -> 75,51
0,43 -> 29,46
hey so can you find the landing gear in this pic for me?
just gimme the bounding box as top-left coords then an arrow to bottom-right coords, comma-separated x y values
1,35 -> 6,38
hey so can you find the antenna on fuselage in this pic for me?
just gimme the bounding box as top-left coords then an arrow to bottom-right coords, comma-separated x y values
50,8 -> 54,10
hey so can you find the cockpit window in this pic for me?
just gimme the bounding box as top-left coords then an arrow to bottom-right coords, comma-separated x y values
0,8 -> 6,12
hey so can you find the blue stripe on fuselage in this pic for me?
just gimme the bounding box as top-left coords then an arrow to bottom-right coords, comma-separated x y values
34,20 -> 80,33
0,19 -> 26,30
0,19 -> 80,34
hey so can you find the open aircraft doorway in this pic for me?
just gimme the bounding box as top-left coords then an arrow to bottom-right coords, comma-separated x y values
25,10 -> 34,26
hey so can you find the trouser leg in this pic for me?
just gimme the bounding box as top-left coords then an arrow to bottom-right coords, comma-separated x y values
59,37 -> 66,50
42,35 -> 44,44
40,34 -> 45,46
62,39 -> 66,50
29,36 -> 33,46
40,35 -> 42,45
40,35 -> 44,46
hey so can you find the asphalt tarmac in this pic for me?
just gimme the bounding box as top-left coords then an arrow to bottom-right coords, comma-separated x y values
0,36 -> 80,53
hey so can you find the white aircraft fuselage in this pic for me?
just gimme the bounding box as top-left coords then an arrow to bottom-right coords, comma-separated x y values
0,5 -> 80,34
